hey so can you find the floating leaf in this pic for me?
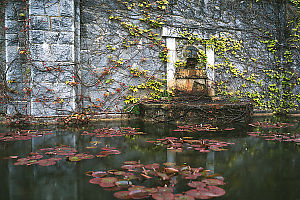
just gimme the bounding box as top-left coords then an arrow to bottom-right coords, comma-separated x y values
142,187 -> 158,194
152,192 -> 175,200
163,162 -> 176,167
115,180 -> 133,187
202,179 -> 225,186
89,178 -> 102,184
68,156 -> 81,162
99,177 -> 118,188
156,187 -> 173,193
38,159 -> 56,166
202,186 -> 225,197
86,146 -> 97,149
224,128 -> 235,131
165,167 -> 179,174
156,172 -> 170,180
92,171 -> 107,178
113,191 -> 131,199
129,189 -> 150,199
123,161 -> 137,165
187,181 -> 206,189
145,163 -> 160,169
185,189 -> 211,199
174,194 -> 195,200
128,186 -> 146,191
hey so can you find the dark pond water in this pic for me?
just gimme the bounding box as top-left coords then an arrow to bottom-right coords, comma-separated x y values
0,117 -> 299,200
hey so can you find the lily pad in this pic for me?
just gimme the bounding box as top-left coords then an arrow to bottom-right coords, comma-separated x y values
123,161 -> 138,165
202,186 -> 225,197
89,178 -> 102,184
99,177 -> 118,188
185,189 -> 211,199
202,179 -> 225,186
152,192 -> 175,200
145,163 -> 159,169
163,162 -> 176,167
187,181 -> 206,189
128,186 -> 146,191
174,194 -> 195,200
92,171 -> 108,178
115,180 -> 133,187
68,156 -> 81,162
38,159 -> 56,166
129,189 -> 150,199
113,191 -> 131,199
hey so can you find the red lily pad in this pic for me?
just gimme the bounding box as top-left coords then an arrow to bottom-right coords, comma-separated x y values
174,194 -> 195,200
128,186 -> 146,191
202,179 -> 225,186
165,167 -> 179,174
9,156 -> 18,159
101,147 -> 117,151
114,191 -> 131,199
123,161 -> 138,165
156,172 -> 170,180
113,171 -> 127,176
129,189 -> 150,199
92,171 -> 108,178
121,165 -> 136,170
224,128 -> 235,131
152,192 -> 175,200
99,177 -> 118,188
142,187 -> 158,194
185,189 -> 211,199
89,178 -> 102,184
40,148 -> 54,151
187,181 -> 206,188
181,173 -> 199,180
156,187 -> 173,193
38,159 -> 56,166
202,186 -> 225,197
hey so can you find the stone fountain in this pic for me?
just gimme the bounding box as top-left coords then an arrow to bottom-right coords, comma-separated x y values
140,27 -> 253,124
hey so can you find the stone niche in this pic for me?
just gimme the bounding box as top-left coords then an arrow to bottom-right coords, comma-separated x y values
162,27 -> 216,99
175,45 -> 208,96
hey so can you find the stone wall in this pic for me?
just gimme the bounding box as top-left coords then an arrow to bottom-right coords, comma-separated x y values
0,2 -> 5,114
2,0 -> 299,117
80,0 -> 165,112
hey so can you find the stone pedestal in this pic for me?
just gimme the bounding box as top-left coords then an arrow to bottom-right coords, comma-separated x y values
175,68 -> 208,95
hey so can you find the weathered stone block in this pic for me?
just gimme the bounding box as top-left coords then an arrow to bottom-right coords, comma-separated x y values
53,83 -> 75,99
30,16 -> 50,31
7,102 -> 29,115
29,30 -> 44,44
31,66 -> 57,83
45,1 -> 60,16
45,32 -> 59,44
5,46 -> 20,63
31,44 -> 53,61
5,20 -> 21,34
60,0 -> 74,17
51,17 -> 74,31
6,34 -> 19,46
58,32 -> 74,44
31,102 -> 57,116
29,0 -> 45,15
51,44 -> 74,62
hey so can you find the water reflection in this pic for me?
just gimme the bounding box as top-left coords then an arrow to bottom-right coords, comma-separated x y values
0,118 -> 299,200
